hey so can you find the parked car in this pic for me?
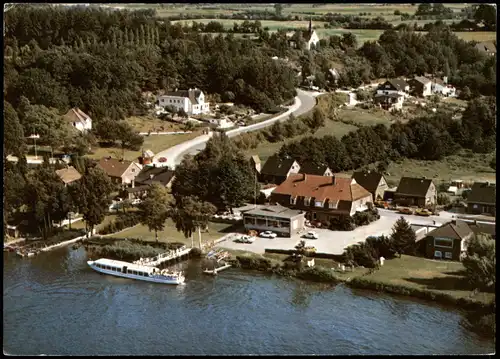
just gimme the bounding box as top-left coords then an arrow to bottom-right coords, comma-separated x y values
158,157 -> 167,163
398,207 -> 414,215
415,208 -> 432,217
303,231 -> 319,239
260,231 -> 277,238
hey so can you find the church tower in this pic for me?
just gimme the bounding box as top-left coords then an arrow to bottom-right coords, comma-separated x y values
308,17 -> 313,34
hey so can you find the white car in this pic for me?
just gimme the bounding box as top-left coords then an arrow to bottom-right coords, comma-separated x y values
304,231 -> 319,239
240,235 -> 255,244
260,231 -> 277,238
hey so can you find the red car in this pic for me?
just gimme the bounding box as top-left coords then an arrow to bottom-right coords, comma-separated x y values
158,157 -> 167,163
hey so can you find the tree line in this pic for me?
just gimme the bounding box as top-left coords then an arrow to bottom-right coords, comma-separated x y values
273,96 -> 495,173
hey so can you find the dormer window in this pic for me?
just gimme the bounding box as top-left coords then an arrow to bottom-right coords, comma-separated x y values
314,200 -> 323,208
329,200 -> 339,209
304,197 -> 310,206
290,196 -> 297,205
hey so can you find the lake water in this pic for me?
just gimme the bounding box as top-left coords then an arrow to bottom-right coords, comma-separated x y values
3,248 -> 495,355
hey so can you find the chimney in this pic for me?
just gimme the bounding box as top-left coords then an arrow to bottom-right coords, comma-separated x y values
150,174 -> 154,180
302,173 -> 307,181
332,176 -> 336,185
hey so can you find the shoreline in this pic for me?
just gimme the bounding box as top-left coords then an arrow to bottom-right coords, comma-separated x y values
221,248 -> 495,313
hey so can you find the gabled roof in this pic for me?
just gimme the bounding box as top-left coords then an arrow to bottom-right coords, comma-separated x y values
55,166 -> 82,184
468,222 -> 496,237
299,162 -> 331,176
352,171 -> 384,193
427,220 -> 473,240
142,150 -> 155,158
273,174 -> 371,202
163,88 -> 202,105
411,76 -> 431,85
395,177 -> 433,197
135,166 -> 175,186
468,182 -> 496,205
63,107 -> 91,125
260,155 -> 298,177
379,79 -> 409,92
97,157 -> 138,178
251,155 -> 261,164
475,41 -> 496,54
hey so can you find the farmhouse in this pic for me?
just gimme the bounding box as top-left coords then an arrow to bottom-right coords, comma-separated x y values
242,204 -> 306,237
157,88 -> 210,115
408,76 -> 432,97
63,107 -> 92,133
270,174 -> 373,224
467,182 -> 496,216
394,177 -> 437,207
259,155 -> 301,185
376,79 -> 410,97
352,171 -> 388,201
97,157 -> 143,188
134,166 -> 175,188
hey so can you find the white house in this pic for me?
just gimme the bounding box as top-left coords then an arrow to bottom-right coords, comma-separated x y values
157,88 -> 210,115
409,76 -> 432,97
432,77 -> 456,97
376,79 -> 410,98
63,107 -> 92,133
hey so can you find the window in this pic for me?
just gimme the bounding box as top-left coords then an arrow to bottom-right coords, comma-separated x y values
304,197 -> 310,206
329,200 -> 338,209
131,169 -> 135,173
434,238 -> 453,249
290,196 -> 297,205
444,252 -> 453,259
434,250 -> 442,258
315,200 -> 323,208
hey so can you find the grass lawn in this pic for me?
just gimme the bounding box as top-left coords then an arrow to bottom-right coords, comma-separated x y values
360,255 -> 495,304
108,219 -> 238,246
65,214 -> 119,231
86,132 -> 200,161
382,150 -> 496,185
125,116 -> 187,133
451,32 -> 497,42
246,120 -> 358,163
336,107 -> 394,127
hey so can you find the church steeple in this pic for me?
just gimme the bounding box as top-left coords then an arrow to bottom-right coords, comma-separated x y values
308,17 -> 312,33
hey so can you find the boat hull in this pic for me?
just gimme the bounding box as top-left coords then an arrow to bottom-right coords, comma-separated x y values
87,261 -> 184,285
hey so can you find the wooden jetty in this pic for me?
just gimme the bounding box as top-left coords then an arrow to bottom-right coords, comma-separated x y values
203,263 -> 232,276
133,246 -> 192,267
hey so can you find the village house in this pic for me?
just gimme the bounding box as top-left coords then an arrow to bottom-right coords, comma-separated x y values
419,220 -> 474,261
374,78 -> 410,111
394,177 -> 437,207
242,204 -> 306,237
431,77 -> 456,97
96,157 -> 143,188
408,76 -> 432,97
122,166 -> 175,200
55,166 -> 82,187
270,174 -> 373,224
299,163 -> 333,177
475,41 -> 496,56
287,19 -> 320,50
259,155 -> 301,185
467,182 -> 496,216
63,107 -> 92,133
352,171 -> 388,201
156,88 -> 210,115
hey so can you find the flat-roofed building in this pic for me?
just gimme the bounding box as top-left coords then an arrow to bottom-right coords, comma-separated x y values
242,204 -> 305,237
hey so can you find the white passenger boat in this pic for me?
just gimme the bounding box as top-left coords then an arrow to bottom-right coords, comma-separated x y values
87,258 -> 185,285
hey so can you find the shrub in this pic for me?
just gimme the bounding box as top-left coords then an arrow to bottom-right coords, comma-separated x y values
353,209 -> 379,226
329,214 -> 356,231
99,212 -> 141,235
437,192 -> 451,205
296,266 -> 340,282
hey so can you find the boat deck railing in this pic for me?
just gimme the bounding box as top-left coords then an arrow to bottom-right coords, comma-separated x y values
134,246 -> 191,267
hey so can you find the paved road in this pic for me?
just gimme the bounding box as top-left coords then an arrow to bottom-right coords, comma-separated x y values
152,89 -> 317,169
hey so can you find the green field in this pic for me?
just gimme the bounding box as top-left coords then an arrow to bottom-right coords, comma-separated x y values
108,219 -> 237,246
246,120 -> 358,163
86,132 -> 200,161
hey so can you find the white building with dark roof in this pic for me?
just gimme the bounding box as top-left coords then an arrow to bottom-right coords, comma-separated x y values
63,107 -> 92,133
156,88 -> 210,115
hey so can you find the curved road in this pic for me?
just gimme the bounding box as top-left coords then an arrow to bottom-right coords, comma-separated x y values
152,89 -> 317,169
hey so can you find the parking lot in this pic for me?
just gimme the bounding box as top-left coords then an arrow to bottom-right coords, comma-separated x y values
218,215 -> 400,255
